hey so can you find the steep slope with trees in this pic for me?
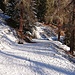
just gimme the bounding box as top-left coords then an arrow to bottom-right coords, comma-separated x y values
0,0 -> 75,54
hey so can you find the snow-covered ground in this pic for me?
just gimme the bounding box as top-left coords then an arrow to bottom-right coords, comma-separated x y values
0,12 -> 75,75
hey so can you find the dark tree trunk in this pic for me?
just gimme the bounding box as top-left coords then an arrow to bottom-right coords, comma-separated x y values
70,0 -> 75,54
70,29 -> 75,54
58,25 -> 61,41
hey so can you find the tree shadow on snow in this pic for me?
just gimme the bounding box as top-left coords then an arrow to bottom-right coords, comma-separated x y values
0,51 -> 75,75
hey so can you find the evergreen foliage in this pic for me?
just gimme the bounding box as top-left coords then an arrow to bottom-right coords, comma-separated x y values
0,0 -> 6,12
5,0 -> 15,18
5,0 -> 37,28
36,0 -> 47,22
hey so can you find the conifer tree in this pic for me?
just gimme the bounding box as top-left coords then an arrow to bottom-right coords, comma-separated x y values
0,0 -> 6,13
36,0 -> 47,22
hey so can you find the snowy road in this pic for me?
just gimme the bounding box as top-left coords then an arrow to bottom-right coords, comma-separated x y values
0,39 -> 75,75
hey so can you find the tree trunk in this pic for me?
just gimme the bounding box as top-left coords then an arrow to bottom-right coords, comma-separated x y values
58,25 -> 61,41
70,0 -> 75,54
18,1 -> 24,40
70,29 -> 75,54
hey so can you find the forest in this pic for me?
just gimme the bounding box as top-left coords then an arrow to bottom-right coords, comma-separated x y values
0,0 -> 75,55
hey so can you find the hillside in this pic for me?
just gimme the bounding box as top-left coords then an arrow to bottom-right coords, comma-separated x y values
0,10 -> 75,75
